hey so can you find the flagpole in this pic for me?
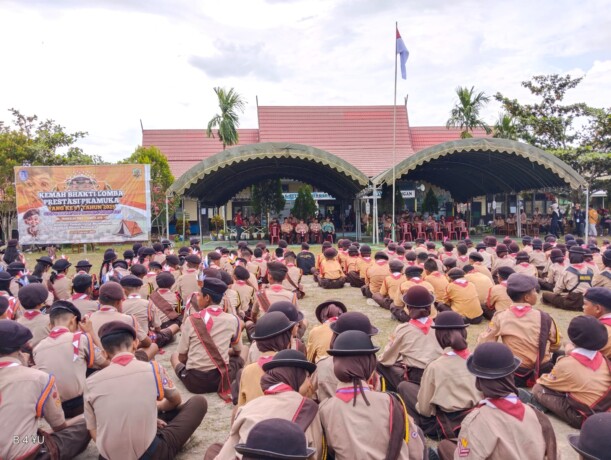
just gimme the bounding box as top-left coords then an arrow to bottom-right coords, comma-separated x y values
391,21 -> 398,242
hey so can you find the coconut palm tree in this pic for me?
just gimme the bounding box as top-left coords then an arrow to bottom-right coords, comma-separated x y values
446,86 -> 492,138
206,87 -> 246,150
493,112 -> 518,140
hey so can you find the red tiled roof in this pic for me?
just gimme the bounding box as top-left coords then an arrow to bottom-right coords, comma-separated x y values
258,106 -> 414,177
410,126 -> 490,152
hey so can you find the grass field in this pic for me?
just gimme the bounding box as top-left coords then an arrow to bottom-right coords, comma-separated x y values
24,242 -> 582,459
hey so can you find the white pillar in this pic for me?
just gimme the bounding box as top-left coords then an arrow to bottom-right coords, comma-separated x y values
585,187 -> 590,237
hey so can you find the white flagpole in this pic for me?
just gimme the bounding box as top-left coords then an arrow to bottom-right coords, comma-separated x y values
391,21 -> 398,242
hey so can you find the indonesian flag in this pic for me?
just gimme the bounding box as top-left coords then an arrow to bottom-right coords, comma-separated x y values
396,27 -> 409,79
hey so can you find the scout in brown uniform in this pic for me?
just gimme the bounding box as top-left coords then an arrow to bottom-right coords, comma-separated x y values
171,278 -> 243,399
423,258 -> 449,300
0,272 -> 17,319
252,262 -> 298,321
71,273 -> 99,316
455,244 -> 470,269
478,274 -> 561,387
176,254 -> 202,302
89,281 -> 158,361
398,311 -> 482,440
86,321 -> 207,460
34,301 -> 108,417
32,255 -> 53,287
529,238 -> 548,274
513,251 -> 538,277
164,254 -> 182,284
212,350 -> 322,460
152,242 -> 166,265
463,265 -> 494,309
438,268 -> 484,324
543,246 -> 594,310
0,321 -> 91,460
529,315 -> 611,428
379,286 -> 443,390
583,287 -> 611,358
344,245 -> 361,286
362,251 -> 391,298
150,271 -> 183,329
311,312 -> 379,403
306,300 -> 346,363
491,244 -> 515,274
355,244 -> 374,289
484,266 -> 514,319
236,312 -> 295,407
231,266 -> 255,320
283,251 -> 305,298
373,260 -> 406,310
252,247 -> 269,284
318,248 -> 346,289
143,260 -> 162,295
16,283 -> 51,348
320,330 -> 426,460
49,259 -> 73,301
539,248 -> 566,291
391,266 -> 436,322
7,261 -> 26,297
437,342 -> 557,460
593,249 -> 611,288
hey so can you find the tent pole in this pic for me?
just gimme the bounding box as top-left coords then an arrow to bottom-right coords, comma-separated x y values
585,187 -> 590,237
516,193 -> 522,238
181,197 -> 186,241
197,201 -> 202,244
165,195 -> 170,241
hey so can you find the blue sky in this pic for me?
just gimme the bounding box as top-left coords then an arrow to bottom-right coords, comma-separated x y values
1,0 -> 610,162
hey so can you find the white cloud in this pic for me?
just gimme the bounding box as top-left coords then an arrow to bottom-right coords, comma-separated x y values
1,0 -> 610,163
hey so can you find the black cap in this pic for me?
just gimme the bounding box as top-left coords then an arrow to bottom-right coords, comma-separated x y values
329,311 -> 378,336
52,259 -> 72,271
130,264 -> 147,277
468,252 -> 484,262
315,300 -> 347,323
50,300 -> 82,322
466,342 -> 521,379
262,349 -> 316,374
403,285 -> 434,308
584,288 -> 611,310
103,250 -> 117,262
75,260 -> 92,269
0,271 -> 14,282
207,252 -> 221,261
0,321 -> 33,348
323,248 -> 338,258
18,284 -> 49,308
99,281 -> 125,301
98,320 -> 137,340
72,274 -> 93,290
405,265 -> 424,276
186,254 -> 202,265
268,301 -> 304,323
374,251 -> 389,260
568,413 -> 611,460
568,315 -> 608,351
119,275 -> 144,288
360,244 -> 371,254
165,254 -> 180,266
35,256 -> 53,266
0,297 -> 9,316
123,249 -> 135,259
113,260 -> 128,270
7,262 -> 25,275
148,261 -> 162,270
235,418 -> 316,460
251,311 -> 296,340
431,311 -> 469,329
506,273 -> 538,293
201,278 -> 228,298
156,272 -> 175,289
327,330 -> 380,356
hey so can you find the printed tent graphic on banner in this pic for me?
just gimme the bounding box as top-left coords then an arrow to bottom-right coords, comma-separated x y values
115,220 -> 144,238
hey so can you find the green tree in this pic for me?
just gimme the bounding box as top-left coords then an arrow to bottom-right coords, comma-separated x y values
446,86 -> 492,138
0,109 -> 97,240
251,179 -> 286,218
206,87 -> 246,150
422,188 -> 439,215
493,112 -> 518,140
123,145 -> 175,237
291,185 -> 317,220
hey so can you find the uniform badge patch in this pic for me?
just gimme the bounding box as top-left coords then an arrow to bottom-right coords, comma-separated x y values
458,438 -> 470,457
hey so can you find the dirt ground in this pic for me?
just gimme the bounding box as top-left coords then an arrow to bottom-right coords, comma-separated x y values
24,243 -> 581,459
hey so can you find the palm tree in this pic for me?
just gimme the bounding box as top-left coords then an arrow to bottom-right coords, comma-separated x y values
206,87 -> 246,150
493,112 -> 518,140
446,86 -> 492,138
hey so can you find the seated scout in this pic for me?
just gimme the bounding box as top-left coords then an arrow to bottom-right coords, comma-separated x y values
177,254 -> 202,302
463,264 -> 494,309
344,245 -> 362,287
171,278 -> 243,400
320,330 -> 426,460
33,301 -> 108,418
478,273 -> 561,388
150,271 -> 183,330
372,260 -> 406,310
17,283 -> 51,348
71,273 -> 99,316
234,419 -> 316,460
49,259 -> 73,301
391,266 -> 435,322
306,300 -> 346,363
283,251 -> 305,299
484,266 -> 514,319
311,312 -> 379,403
397,311 -> 482,440
355,245 -> 374,289
513,251 -> 538,277
0,321 -> 91,460
318,248 -> 346,289
539,249 -> 567,292
530,315 -> 611,428
378,286 -> 443,390
88,281 -> 158,361
362,251 -> 390,298
230,266 -> 255,320
437,268 -> 484,324
212,350 -> 322,460
583,287 -> 611,358
436,342 -> 558,460
542,246 -> 593,311
592,249 -> 611,287
85,321 -> 207,460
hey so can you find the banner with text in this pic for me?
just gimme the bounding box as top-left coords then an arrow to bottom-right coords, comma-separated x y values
15,164 -> 151,244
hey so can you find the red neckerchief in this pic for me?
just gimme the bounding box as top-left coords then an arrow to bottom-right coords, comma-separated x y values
600,317 -> 611,327
510,305 -> 532,318
572,263 -> 585,270
409,317 -> 432,334
446,349 -> 471,360
458,256 -> 469,262
324,317 -> 339,324
375,260 -> 387,266
158,288 -> 170,294
571,351 -> 603,371
193,307 -> 223,332
257,356 -> 274,368
387,251 -> 396,256
453,279 -> 469,287
235,280 -> 246,286
500,281 -> 508,287
111,354 -> 134,366
519,263 -> 530,268
270,285 -> 284,292
71,293 -> 89,301
99,306 -> 117,312
0,361 -> 20,369
486,397 -> 526,421
55,274 -> 65,279
49,326 -> 70,339
390,273 -> 403,280
431,272 -> 442,277
23,310 -> 42,320
444,252 -> 453,257
410,277 -> 423,283
128,294 -> 141,299
286,263 -> 295,267
49,327 -> 83,361
335,386 -> 370,403
263,383 -> 294,395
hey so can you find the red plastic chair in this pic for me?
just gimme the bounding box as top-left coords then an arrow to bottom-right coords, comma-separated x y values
447,222 -> 458,240
401,223 -> 412,242
416,222 -> 426,240
434,222 -> 444,241
270,224 -> 280,244
458,223 -> 469,240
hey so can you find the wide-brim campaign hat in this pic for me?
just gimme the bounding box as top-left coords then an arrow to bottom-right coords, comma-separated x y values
251,311 -> 296,341
262,349 -> 316,374
403,285 -> 435,309
315,300 -> 347,323
75,260 -> 92,268
329,311 -> 379,336
567,413 -> 611,460
327,330 -> 380,356
466,342 -> 521,379
235,418 -> 316,460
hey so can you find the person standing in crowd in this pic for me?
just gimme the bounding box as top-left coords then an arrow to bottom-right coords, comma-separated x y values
589,206 -> 599,237
550,203 -> 561,238
573,203 -> 586,237
234,210 -> 244,242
